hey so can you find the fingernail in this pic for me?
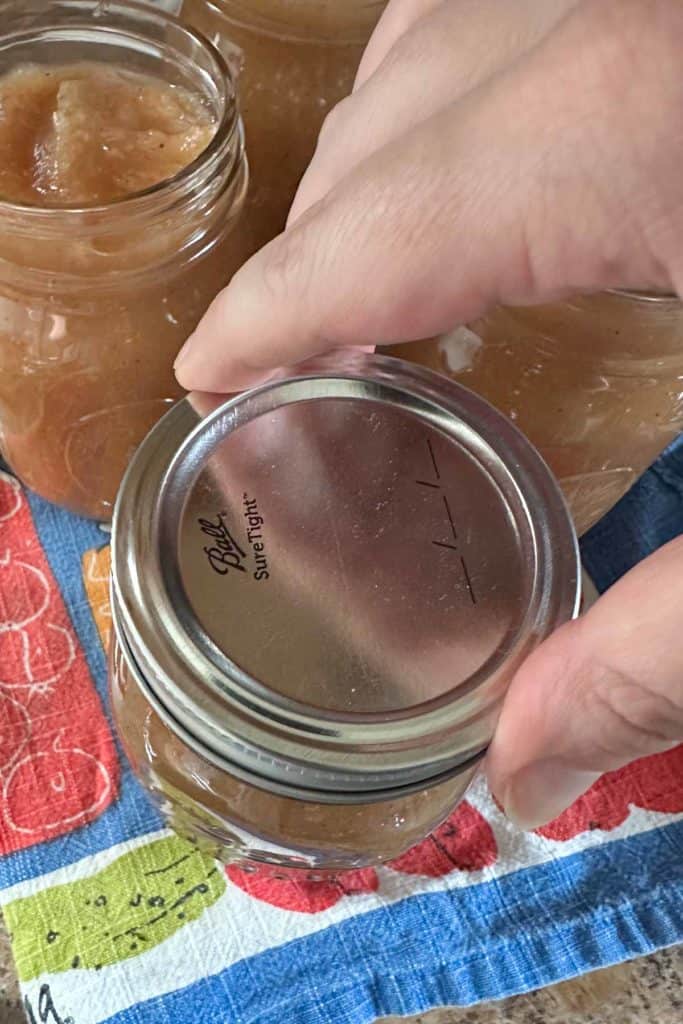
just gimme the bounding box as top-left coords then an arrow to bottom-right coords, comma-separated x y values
500,760 -> 601,831
175,335 -> 271,393
173,332 -> 196,373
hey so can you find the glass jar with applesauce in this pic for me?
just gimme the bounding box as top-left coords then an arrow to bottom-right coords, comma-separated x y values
398,291 -> 683,535
110,352 -> 579,872
0,0 -> 249,520
179,0 -> 387,257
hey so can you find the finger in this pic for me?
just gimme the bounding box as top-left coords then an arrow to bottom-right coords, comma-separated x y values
354,0 -> 446,89
175,0 -> 682,392
288,0 -> 578,225
486,537 -> 683,830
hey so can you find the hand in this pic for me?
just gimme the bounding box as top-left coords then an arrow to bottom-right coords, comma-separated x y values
486,536 -> 683,828
175,0 -> 683,391
175,0 -> 683,828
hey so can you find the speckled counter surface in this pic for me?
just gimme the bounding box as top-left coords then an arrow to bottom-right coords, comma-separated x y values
0,913 -> 679,1024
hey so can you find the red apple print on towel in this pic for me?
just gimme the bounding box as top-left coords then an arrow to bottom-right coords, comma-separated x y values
23,622 -> 76,690
0,474 -> 23,524
0,471 -> 118,853
0,692 -> 31,774
0,552 -> 50,629
227,865 -> 378,913
0,630 -> 34,691
388,802 -> 498,877
537,744 -> 683,841
3,730 -> 112,835
0,621 -> 76,694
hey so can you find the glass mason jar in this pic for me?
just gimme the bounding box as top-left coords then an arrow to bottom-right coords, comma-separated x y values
0,0 -> 249,520
398,290 -> 683,536
180,0 -> 387,257
110,352 -> 579,873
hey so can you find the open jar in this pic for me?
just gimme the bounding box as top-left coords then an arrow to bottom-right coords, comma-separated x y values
180,0 -> 387,256
398,290 -> 683,536
0,0 -> 248,520
110,352 -> 579,873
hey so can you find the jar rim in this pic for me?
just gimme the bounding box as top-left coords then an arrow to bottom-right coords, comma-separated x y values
607,287 -> 680,303
0,0 -> 239,215
112,604 -> 488,805
197,0 -> 386,45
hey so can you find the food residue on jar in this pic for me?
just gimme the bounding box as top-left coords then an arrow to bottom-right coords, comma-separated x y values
0,63 -> 217,205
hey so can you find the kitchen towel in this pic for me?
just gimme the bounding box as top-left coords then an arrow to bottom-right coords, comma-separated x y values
0,439 -> 681,1024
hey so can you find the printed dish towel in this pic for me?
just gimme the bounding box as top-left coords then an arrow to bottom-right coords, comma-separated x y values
0,439 -> 682,1024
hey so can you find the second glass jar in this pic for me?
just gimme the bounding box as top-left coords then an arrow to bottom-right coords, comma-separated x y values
398,290 -> 683,535
0,0 -> 249,519
180,0 -> 387,257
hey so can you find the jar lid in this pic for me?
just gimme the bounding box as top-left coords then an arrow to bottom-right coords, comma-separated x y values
112,351 -> 579,802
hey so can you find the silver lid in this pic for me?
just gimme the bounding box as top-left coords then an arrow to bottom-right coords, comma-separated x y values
112,351 -> 579,802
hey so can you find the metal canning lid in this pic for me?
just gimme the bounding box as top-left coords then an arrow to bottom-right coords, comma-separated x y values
112,351 -> 580,802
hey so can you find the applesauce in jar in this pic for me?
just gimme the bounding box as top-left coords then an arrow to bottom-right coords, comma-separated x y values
398,291 -> 683,535
110,353 -> 579,871
0,1 -> 248,520
110,637 -> 482,871
180,0 -> 386,256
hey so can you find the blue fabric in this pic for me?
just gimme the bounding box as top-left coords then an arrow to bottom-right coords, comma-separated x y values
0,484 -> 162,889
2,435 -> 683,1024
581,433 -> 683,589
102,821 -> 683,1024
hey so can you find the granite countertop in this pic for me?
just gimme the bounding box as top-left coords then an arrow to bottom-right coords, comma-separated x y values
0,912 -> 679,1024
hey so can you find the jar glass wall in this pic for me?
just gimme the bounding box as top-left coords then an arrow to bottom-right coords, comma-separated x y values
180,0 -> 387,257
0,0 -> 249,519
398,291 -> 683,535
109,353 -> 579,873
110,634 -> 479,872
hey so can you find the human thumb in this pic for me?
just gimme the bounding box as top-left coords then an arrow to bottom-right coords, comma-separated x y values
486,536 -> 683,831
175,0 -> 683,393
